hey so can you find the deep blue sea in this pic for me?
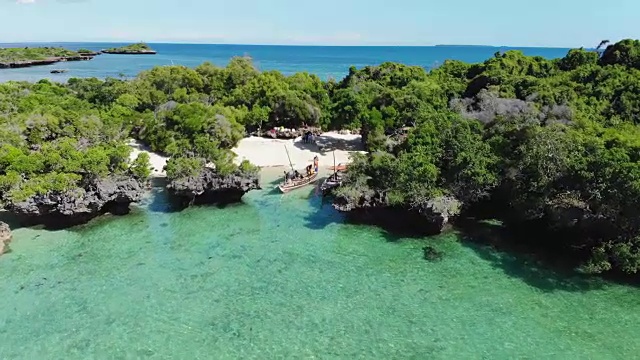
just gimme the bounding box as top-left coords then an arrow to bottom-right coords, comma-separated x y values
0,42 -> 572,82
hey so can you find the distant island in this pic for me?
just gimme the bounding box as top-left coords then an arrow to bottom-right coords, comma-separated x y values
0,46 -> 95,69
101,43 -> 157,55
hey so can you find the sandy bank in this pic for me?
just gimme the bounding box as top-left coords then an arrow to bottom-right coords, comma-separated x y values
128,132 -> 365,178
128,139 -> 169,177
232,132 -> 365,170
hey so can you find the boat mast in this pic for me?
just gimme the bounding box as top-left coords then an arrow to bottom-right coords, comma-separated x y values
333,150 -> 337,177
284,145 -> 294,171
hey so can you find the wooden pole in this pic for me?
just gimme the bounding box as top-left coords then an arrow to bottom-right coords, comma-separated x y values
333,150 -> 337,177
284,145 -> 294,171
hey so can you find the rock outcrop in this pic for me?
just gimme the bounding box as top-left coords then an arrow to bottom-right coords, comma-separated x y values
5,176 -> 145,228
333,190 -> 461,235
0,221 -> 11,256
0,55 -> 94,69
167,168 -> 261,207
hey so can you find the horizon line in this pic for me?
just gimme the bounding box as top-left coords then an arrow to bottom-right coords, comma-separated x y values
0,40 -> 580,49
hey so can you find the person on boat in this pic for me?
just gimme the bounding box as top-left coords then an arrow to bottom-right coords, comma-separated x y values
306,164 -> 313,176
294,170 -> 302,179
313,156 -> 319,173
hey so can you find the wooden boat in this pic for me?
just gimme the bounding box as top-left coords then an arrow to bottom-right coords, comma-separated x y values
278,145 -> 320,193
320,172 -> 343,195
278,171 -> 319,193
50,69 -> 68,74
321,151 -> 344,195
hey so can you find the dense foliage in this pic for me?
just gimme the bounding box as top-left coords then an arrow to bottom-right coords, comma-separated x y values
66,57 -> 330,180
0,47 -> 82,64
0,80 -> 150,203
336,40 -> 640,275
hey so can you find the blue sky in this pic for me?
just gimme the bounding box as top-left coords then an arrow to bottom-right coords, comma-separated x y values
0,0 -> 636,47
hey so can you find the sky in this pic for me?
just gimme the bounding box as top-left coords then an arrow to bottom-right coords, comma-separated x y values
0,0 -> 637,47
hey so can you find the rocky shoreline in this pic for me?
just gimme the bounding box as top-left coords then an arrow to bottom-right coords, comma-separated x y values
0,55 -> 95,69
4,176 -> 146,229
332,190 -> 461,236
0,168 -> 262,230
167,168 -> 261,207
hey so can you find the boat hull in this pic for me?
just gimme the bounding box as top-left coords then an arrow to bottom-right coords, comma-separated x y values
277,172 -> 319,193
320,178 -> 342,195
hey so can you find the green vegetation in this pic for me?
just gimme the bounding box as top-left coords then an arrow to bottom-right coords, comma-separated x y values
335,41 -> 640,275
0,80 -> 150,203
0,47 -> 82,64
2,39 -> 640,275
103,43 -> 155,53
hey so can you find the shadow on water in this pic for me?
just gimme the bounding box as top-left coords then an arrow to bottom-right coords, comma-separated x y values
457,218 -> 607,293
301,196 -> 618,292
0,211 -> 23,231
300,188 -> 423,243
302,188 -> 346,230
145,186 -> 183,214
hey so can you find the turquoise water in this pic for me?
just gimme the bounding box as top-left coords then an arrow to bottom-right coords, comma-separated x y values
0,42 -> 572,82
0,173 -> 638,359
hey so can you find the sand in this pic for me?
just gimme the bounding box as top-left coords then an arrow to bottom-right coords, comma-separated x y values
232,132 -> 365,170
128,139 -> 169,178
128,132 -> 365,178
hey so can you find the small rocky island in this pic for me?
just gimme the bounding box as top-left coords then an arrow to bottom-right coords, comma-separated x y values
0,46 -> 95,69
167,166 -> 261,207
332,186 -> 461,236
5,176 -> 147,228
101,42 -> 157,55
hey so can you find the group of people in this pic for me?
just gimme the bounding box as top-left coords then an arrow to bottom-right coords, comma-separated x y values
302,131 -> 314,144
283,156 -> 319,184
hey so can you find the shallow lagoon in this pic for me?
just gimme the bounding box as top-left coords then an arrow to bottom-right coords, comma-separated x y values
0,175 -> 638,359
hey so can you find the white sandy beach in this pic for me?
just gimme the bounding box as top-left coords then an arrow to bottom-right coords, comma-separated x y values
128,132 -> 365,177
232,132 -> 364,170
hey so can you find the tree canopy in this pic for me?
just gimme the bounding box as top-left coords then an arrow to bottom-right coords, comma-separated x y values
336,39 -> 640,275
3,39 -> 640,275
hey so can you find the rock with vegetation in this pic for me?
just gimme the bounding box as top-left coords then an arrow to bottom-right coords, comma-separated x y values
0,47 -> 94,68
333,182 -> 460,235
423,246 -> 443,261
0,221 -> 11,255
0,80 -> 151,227
77,48 -> 100,56
101,43 -> 157,55
166,158 -> 260,206
5,176 -> 145,227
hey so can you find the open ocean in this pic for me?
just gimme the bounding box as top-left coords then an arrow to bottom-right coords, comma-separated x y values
0,42 -> 572,82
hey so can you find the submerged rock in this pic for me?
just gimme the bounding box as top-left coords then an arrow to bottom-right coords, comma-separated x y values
333,190 -> 461,235
167,168 -> 260,207
6,176 -> 145,228
423,246 -> 443,261
0,221 -> 11,256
